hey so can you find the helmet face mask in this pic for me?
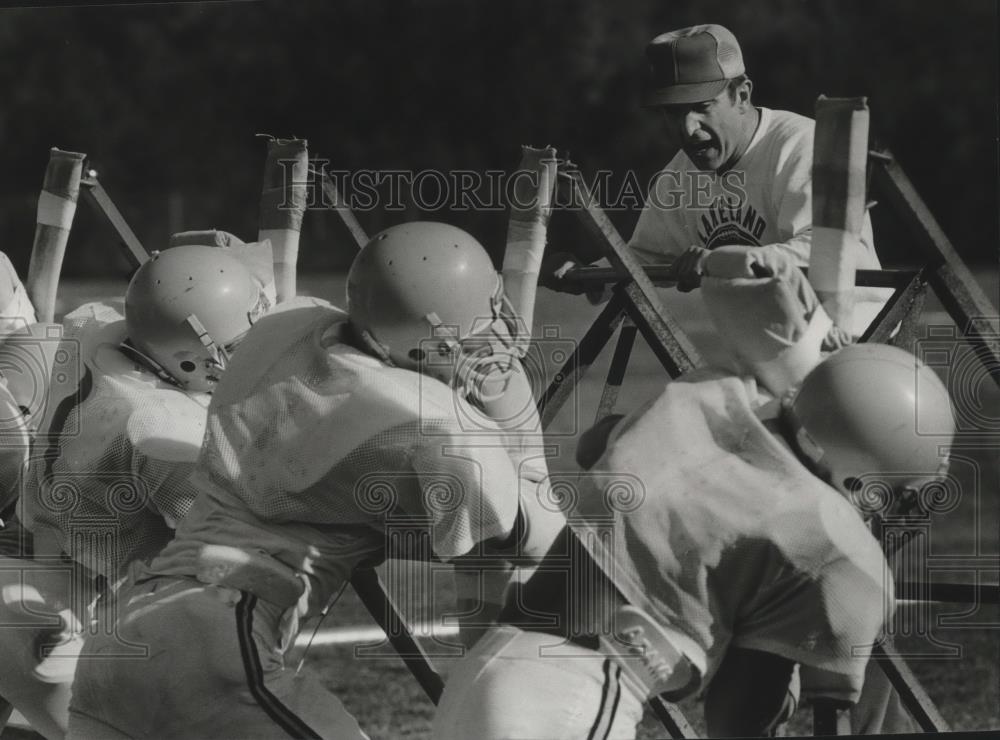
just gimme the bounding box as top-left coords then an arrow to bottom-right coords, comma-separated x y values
347,221 -> 523,405
124,245 -> 269,392
419,300 -> 523,404
779,343 -> 956,518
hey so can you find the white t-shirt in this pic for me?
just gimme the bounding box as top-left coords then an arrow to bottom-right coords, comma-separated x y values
628,108 -> 890,336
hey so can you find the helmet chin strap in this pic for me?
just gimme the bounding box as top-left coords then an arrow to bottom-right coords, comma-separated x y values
118,339 -> 183,389
777,391 -> 836,488
456,344 -> 519,405
351,272 -> 529,407
458,273 -> 528,406
496,290 -> 531,357
186,285 -> 267,377
355,327 -> 394,365
186,314 -> 230,371
120,314 -> 231,390
424,294 -> 525,408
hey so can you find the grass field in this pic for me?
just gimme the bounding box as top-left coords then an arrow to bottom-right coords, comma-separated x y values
38,271 -> 1000,737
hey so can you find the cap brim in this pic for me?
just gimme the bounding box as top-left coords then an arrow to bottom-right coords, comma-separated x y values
642,79 -> 729,108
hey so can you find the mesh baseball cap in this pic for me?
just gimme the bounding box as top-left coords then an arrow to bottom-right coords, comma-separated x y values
642,24 -> 745,107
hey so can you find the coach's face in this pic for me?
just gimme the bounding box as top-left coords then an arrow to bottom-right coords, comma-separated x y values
659,78 -> 755,173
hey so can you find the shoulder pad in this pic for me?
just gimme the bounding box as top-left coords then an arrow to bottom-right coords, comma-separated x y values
127,393 -> 208,464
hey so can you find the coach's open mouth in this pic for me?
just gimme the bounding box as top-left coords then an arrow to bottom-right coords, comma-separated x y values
684,138 -> 717,166
687,149 -> 715,169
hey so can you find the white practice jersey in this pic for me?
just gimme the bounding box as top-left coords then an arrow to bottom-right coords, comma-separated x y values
22,301 -> 210,580
0,250 -> 36,333
573,369 -> 891,702
147,298 -> 522,616
0,253 -> 38,513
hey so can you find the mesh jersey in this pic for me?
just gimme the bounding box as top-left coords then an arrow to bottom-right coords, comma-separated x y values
0,251 -> 38,510
0,250 -> 36,333
146,299 -> 521,615
573,369 -> 892,702
22,301 -> 210,580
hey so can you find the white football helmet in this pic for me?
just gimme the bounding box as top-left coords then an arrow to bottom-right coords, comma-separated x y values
781,343 -> 956,513
346,221 -> 521,403
124,245 -> 270,392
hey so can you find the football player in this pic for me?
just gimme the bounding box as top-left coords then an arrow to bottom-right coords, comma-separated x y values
66,222 -> 564,739
433,248 -> 956,738
0,250 -> 36,337
0,249 -> 39,514
0,241 -> 270,739
0,249 -> 38,730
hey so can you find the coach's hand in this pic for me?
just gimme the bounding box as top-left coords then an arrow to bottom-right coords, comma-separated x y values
674,246 -> 711,292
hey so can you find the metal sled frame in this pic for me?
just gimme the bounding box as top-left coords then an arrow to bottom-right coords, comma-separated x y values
4,152 -> 992,738
534,151 -> 999,736
306,148 -> 998,736
79,167 -> 148,269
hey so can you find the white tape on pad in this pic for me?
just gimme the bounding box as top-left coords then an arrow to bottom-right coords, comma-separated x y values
36,191 -> 77,230
809,227 -> 858,293
502,236 -> 546,274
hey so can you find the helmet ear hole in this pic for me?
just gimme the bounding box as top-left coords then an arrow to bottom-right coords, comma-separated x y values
408,348 -> 426,363
179,360 -> 197,373
843,476 -> 864,493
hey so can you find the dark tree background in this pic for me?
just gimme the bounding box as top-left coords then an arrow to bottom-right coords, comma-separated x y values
0,0 -> 995,276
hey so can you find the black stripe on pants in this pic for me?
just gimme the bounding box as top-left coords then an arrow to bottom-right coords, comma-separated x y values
587,658 -> 622,740
235,591 -> 322,739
